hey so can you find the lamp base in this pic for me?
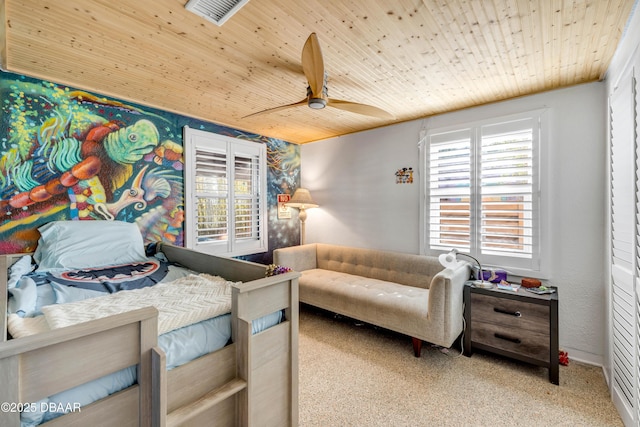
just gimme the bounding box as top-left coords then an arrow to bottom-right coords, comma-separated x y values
472,280 -> 493,289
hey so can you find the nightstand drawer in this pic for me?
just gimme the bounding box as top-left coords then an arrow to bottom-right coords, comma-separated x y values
470,293 -> 550,335
471,320 -> 551,363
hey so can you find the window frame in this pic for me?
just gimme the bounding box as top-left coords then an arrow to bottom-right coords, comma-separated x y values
420,109 -> 549,278
183,126 -> 267,257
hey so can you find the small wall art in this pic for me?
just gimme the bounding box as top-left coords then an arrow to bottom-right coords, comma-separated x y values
277,193 -> 292,219
395,167 -> 414,184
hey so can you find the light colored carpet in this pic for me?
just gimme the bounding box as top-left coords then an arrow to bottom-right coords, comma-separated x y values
298,305 -> 622,427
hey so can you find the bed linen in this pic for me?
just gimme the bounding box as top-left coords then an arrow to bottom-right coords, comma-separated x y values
6,256 -> 282,426
42,273 -> 234,333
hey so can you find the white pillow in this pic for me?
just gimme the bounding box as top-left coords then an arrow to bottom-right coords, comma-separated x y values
34,221 -> 147,272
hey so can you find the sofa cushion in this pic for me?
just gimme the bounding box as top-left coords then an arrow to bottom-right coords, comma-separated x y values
299,269 -> 429,335
315,244 -> 440,289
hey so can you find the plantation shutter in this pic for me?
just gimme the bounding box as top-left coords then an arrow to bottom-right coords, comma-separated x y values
184,126 -> 267,257
232,149 -> 263,245
428,129 -> 472,251
425,111 -> 542,273
195,147 -> 229,244
479,118 -> 536,268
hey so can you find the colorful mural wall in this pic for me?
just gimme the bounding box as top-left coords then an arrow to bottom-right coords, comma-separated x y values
0,71 -> 300,263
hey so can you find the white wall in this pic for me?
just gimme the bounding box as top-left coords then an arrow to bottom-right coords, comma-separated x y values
302,121 -> 423,253
301,82 -> 607,364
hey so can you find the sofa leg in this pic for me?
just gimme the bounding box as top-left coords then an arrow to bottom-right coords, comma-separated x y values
412,337 -> 422,357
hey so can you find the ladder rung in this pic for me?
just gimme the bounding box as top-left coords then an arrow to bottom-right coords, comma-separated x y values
166,378 -> 247,426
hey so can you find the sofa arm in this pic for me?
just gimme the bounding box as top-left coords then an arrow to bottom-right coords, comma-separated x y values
427,263 -> 470,347
273,244 -> 318,272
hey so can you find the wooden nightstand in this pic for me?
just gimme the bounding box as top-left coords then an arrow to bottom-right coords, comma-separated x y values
463,283 -> 559,385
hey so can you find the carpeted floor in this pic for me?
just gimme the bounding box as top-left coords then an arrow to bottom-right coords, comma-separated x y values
298,305 -> 623,427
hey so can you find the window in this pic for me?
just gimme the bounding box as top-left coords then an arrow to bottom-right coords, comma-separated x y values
422,110 -> 547,276
183,126 -> 267,257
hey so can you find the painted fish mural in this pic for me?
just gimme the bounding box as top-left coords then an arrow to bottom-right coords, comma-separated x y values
0,72 -> 301,261
0,77 -> 185,253
3,117 -> 160,216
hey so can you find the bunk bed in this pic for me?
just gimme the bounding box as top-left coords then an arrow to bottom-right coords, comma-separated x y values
0,220 -> 299,426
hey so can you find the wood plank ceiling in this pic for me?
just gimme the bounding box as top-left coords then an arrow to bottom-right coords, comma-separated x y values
0,0 -> 636,144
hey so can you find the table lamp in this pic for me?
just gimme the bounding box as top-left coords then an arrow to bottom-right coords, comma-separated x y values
438,249 -> 493,288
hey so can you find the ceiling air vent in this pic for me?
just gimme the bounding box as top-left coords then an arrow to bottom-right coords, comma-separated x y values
185,0 -> 250,26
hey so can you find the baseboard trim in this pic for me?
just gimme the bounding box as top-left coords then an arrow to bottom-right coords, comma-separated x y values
561,346 -> 603,367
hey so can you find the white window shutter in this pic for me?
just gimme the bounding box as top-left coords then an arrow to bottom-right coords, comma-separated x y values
479,118 -> 536,263
427,129 -> 472,251
194,147 -> 229,245
230,142 -> 266,255
184,126 -> 267,257
424,110 -> 545,275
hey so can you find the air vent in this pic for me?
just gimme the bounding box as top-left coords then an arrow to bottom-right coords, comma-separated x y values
185,0 -> 250,26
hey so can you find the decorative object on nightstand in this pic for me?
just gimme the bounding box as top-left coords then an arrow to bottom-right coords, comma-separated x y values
285,188 -> 318,245
521,277 -> 542,288
463,282 -> 559,385
438,249 -> 493,289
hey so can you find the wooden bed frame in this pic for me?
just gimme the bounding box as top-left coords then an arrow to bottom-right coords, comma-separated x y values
0,243 -> 300,427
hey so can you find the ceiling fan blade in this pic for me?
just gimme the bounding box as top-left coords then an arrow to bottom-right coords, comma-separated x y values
327,98 -> 395,120
247,34 -> 392,121
243,99 -> 308,118
302,33 -> 325,98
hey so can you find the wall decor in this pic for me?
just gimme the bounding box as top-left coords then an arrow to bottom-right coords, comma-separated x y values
0,71 -> 300,262
277,194 -> 292,219
395,167 -> 414,184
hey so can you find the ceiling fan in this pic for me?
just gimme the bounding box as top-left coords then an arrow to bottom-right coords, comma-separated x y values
244,33 -> 394,120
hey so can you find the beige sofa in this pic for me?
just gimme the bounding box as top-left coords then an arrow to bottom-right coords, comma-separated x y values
273,243 -> 470,356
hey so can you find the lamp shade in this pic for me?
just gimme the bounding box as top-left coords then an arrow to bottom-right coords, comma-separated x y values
286,188 -> 318,209
438,251 -> 460,269
438,249 -> 493,288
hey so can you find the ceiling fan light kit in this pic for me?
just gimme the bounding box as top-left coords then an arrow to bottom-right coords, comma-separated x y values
244,33 -> 394,120
308,98 -> 327,109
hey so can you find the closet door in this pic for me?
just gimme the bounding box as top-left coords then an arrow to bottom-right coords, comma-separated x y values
610,70 -> 637,427
634,70 -> 640,426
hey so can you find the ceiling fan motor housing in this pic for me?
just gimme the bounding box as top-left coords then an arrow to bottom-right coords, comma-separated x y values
306,84 -> 328,109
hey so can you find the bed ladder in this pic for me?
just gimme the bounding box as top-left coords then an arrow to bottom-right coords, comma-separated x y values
165,378 -> 247,426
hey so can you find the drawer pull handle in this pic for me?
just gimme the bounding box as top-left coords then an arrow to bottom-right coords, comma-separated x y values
494,333 -> 521,344
494,307 -> 522,317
